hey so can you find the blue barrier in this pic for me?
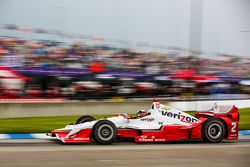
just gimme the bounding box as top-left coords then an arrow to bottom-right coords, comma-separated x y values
238,130 -> 250,136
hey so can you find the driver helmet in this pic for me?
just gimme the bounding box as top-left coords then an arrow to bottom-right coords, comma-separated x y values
136,110 -> 148,117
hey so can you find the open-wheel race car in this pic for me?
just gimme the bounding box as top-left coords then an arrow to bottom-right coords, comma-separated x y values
49,100 -> 239,144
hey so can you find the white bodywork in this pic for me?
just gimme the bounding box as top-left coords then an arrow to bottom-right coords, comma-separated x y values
60,102 -> 198,138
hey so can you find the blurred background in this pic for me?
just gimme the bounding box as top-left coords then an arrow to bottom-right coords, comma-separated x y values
0,1 -> 250,167
0,0 -> 250,101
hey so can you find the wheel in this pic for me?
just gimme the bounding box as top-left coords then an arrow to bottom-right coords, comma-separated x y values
75,115 -> 95,124
92,120 -> 117,145
202,118 -> 226,143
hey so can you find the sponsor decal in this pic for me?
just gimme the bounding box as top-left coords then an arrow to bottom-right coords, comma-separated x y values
141,118 -> 154,122
230,134 -> 238,137
139,136 -> 166,142
155,138 -> 166,142
140,138 -> 154,142
161,110 -> 197,123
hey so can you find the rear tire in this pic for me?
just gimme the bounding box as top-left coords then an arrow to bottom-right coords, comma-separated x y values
75,115 -> 95,124
202,118 -> 226,143
92,120 -> 117,145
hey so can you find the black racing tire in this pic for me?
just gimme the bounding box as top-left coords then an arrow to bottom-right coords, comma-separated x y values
92,120 -> 117,145
202,118 -> 226,143
75,115 -> 95,124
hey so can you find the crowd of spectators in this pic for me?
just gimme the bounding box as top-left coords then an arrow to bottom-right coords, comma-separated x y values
0,36 -> 249,100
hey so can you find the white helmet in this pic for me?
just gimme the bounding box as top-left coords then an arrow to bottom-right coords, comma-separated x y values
136,110 -> 147,118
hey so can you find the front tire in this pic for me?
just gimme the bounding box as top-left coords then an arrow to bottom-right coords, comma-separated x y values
202,118 -> 226,143
92,120 -> 117,145
75,115 -> 95,124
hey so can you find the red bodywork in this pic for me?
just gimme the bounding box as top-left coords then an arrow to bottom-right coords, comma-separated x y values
51,106 -> 239,143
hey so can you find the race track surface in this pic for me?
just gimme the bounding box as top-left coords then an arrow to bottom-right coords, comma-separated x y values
0,137 -> 250,167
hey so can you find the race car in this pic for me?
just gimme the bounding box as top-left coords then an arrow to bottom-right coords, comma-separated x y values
49,100 -> 239,144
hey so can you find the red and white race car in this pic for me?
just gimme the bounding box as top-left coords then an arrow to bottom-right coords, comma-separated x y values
49,100 -> 239,144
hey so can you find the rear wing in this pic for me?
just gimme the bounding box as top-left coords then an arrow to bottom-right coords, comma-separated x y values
195,103 -> 239,121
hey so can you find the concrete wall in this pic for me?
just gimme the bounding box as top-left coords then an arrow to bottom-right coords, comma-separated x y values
0,101 -> 167,118
0,99 -> 249,118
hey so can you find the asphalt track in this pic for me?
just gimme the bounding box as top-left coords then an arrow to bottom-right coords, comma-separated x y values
0,137 -> 250,167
